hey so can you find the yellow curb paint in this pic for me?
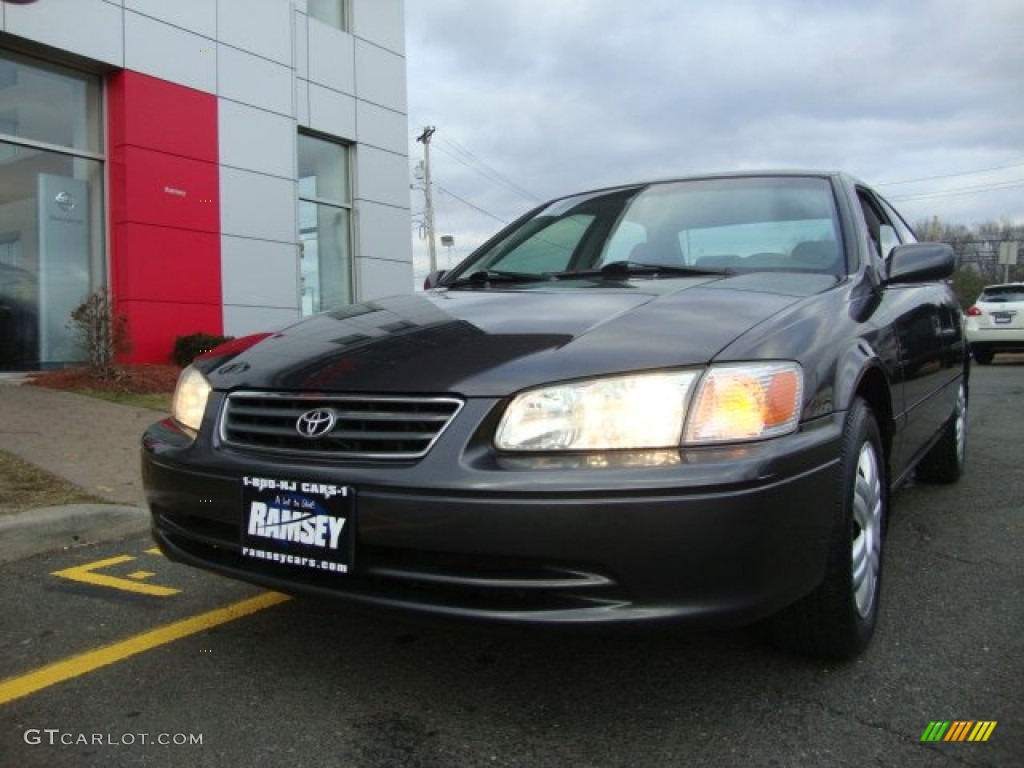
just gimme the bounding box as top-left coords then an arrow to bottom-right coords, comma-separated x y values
0,592 -> 290,706
52,555 -> 180,597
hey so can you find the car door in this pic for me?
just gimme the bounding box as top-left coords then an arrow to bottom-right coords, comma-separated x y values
877,195 -> 967,380
857,188 -> 950,478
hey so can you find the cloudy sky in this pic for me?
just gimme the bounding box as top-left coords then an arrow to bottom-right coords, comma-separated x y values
403,0 -> 1024,277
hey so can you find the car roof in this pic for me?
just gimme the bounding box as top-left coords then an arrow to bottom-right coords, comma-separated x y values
547,170 -> 857,204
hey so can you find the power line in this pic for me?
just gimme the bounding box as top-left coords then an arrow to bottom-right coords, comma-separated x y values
876,160 -> 1024,187
435,184 -> 511,225
890,179 -> 1024,202
440,136 -> 541,201
434,137 -> 542,203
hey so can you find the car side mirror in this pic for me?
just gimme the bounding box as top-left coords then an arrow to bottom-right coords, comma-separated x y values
884,243 -> 954,285
423,269 -> 447,290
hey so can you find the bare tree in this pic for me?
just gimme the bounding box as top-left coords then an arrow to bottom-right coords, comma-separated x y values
69,289 -> 132,377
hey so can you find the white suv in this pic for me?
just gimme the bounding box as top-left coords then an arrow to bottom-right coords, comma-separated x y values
966,283 -> 1024,364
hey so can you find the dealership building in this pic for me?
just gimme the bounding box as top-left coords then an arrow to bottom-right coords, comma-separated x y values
0,0 -> 412,369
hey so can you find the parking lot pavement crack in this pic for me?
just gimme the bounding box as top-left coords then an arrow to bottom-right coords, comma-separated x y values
904,544 -> 1019,571
808,702 -> 980,767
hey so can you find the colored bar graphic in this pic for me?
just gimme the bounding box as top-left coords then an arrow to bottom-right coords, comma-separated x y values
921,721 -> 950,742
968,722 -> 997,742
945,721 -> 973,741
921,720 -> 997,742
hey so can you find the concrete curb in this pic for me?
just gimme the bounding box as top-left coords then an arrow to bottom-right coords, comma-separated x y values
0,504 -> 150,564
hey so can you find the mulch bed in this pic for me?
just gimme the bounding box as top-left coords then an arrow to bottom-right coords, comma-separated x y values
28,365 -> 181,394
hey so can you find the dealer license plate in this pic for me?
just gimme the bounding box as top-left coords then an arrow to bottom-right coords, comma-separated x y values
240,475 -> 354,574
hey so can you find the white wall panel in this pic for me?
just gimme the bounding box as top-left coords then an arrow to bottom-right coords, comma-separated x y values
218,45 -> 292,116
293,10 -> 309,79
308,19 -> 354,95
124,0 -> 215,38
125,12 -> 216,93
354,146 -> 408,209
352,0 -> 405,55
357,257 -> 413,301
354,40 -> 406,112
357,201 -> 413,262
219,100 -> 296,179
217,0 -> 292,66
308,84 -> 356,139
356,102 -> 407,155
221,236 -> 299,308
295,79 -> 311,127
6,0 -> 124,67
220,167 -> 297,243
223,305 -> 301,336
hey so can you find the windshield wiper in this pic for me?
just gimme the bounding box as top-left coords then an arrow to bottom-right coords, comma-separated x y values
445,270 -> 550,288
549,261 -> 729,280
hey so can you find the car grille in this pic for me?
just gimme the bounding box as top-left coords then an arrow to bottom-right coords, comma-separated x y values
219,392 -> 464,459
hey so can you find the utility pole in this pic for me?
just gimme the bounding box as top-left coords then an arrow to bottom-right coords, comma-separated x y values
416,126 -> 437,274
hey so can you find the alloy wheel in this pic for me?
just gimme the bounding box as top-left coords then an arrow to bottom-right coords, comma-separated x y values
851,441 -> 883,618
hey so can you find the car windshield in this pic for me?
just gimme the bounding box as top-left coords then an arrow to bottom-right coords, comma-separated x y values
445,176 -> 844,282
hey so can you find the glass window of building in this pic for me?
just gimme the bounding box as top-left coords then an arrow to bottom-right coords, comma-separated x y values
298,133 -> 352,315
0,52 -> 104,369
308,0 -> 349,31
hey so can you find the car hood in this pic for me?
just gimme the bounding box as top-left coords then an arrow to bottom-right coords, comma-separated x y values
206,273 -> 836,397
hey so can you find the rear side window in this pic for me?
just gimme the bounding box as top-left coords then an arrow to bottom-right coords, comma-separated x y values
980,285 -> 1024,303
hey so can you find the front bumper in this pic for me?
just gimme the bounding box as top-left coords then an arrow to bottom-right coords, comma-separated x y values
143,402 -> 844,627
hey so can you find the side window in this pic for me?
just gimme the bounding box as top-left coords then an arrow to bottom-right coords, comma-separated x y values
879,197 -> 918,244
856,189 -> 899,260
492,214 -> 594,273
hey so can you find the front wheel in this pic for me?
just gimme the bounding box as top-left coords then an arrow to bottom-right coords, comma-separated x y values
770,398 -> 887,659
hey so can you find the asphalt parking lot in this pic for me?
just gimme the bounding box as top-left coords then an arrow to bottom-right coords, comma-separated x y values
1,363 -> 1021,767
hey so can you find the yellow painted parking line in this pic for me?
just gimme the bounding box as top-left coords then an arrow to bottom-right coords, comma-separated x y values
52,555 -> 180,597
145,548 -> 163,556
0,592 -> 291,706
127,571 -> 156,581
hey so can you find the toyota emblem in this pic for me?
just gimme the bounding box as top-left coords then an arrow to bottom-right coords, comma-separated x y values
295,408 -> 336,439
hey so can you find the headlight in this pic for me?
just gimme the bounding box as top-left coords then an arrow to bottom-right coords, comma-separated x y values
495,362 -> 804,452
496,371 -> 700,451
172,365 -> 212,432
684,362 -> 803,444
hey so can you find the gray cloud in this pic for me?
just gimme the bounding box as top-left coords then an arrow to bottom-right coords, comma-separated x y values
406,0 -> 1024,276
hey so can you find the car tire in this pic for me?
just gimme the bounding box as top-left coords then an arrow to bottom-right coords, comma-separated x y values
915,381 -> 967,484
972,348 -> 993,365
770,397 -> 886,659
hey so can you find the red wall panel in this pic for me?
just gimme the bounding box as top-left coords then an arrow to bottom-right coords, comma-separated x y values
119,300 -> 223,364
113,224 -> 221,304
108,71 -> 217,163
116,146 -> 219,233
108,71 -> 221,364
